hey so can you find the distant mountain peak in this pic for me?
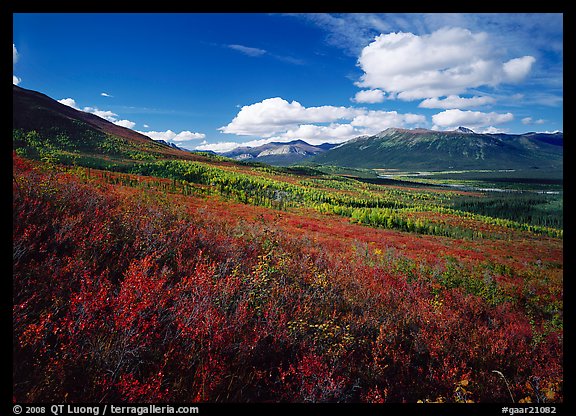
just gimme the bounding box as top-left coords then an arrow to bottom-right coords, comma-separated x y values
378,127 -> 435,136
283,139 -> 309,145
222,139 -> 337,166
381,127 -> 411,134
454,126 -> 475,134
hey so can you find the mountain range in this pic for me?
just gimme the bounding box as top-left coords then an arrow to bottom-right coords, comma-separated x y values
308,127 -> 563,171
13,85 -> 563,172
223,140 -> 337,166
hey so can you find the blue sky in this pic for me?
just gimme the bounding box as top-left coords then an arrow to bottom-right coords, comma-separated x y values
13,13 -> 563,152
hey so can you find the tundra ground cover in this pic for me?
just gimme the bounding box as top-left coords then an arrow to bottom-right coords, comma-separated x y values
13,153 -> 562,403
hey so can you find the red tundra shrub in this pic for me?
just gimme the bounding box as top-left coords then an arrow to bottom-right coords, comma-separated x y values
13,154 -> 563,403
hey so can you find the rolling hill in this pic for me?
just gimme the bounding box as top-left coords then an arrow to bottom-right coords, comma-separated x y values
12,85 -> 200,166
309,127 -> 563,171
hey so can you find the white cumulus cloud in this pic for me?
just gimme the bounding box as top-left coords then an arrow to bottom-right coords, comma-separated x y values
502,56 -> 537,83
114,119 -> 136,129
58,98 -> 80,109
83,106 -> 118,122
418,95 -> 496,109
13,44 -> 21,84
216,97 -> 428,150
352,89 -> 385,103
432,109 -> 514,131
356,27 -> 536,101
194,141 -> 245,153
139,129 -> 206,143
521,117 -> 546,125
350,110 -> 426,135
219,97 -> 362,137
481,126 -> 508,134
58,97 -> 137,129
281,123 -> 359,143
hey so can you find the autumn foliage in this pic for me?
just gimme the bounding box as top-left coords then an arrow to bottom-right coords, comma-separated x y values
13,154 -> 562,403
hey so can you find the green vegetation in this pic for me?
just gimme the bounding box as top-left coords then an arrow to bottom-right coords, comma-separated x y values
450,193 -> 563,229
14,128 -> 171,168
12,128 -> 563,240
101,159 -> 562,239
